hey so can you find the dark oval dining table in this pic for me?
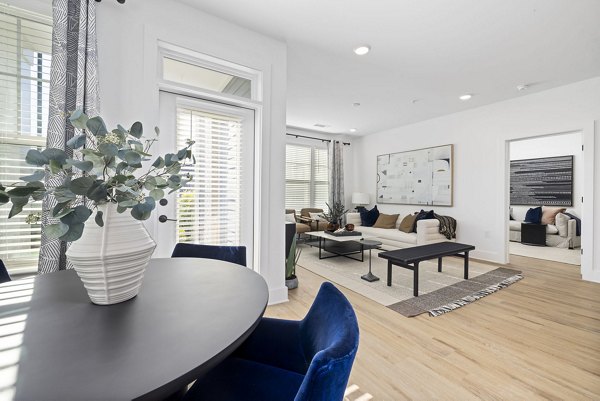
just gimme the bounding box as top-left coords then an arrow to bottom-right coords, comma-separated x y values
0,258 -> 269,401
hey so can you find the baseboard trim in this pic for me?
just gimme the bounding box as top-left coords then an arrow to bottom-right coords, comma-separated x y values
268,285 -> 288,305
581,268 -> 600,283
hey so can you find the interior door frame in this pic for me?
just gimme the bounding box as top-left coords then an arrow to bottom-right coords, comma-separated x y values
503,122 -> 595,281
154,88 -> 263,271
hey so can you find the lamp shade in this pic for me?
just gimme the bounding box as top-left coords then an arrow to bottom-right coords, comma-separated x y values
351,192 -> 369,205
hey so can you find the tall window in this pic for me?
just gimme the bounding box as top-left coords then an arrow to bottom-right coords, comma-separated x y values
0,6 -> 52,273
285,144 -> 328,211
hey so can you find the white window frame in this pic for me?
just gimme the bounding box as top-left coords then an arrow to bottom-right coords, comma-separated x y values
285,143 -> 329,212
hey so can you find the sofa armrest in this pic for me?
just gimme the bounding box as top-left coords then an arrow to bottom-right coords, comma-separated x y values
416,219 -> 446,245
567,218 -> 577,239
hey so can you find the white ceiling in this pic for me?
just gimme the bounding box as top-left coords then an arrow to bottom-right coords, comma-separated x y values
184,1 -> 599,135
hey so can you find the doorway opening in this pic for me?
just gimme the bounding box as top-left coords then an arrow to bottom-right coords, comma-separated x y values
506,131 -> 583,267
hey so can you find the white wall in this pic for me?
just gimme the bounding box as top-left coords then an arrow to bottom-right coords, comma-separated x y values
352,77 -> 599,280
96,1 -> 288,304
510,132 -> 583,220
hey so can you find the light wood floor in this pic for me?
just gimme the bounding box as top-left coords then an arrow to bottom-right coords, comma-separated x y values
266,255 -> 600,400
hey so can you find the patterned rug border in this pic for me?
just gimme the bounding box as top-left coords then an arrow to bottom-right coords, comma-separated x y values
387,268 -> 523,317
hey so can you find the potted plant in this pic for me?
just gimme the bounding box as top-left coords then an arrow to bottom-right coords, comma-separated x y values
319,201 -> 349,232
0,110 -> 194,305
285,234 -> 301,289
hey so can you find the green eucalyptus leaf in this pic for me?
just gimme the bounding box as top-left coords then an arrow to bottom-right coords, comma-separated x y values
54,187 -> 77,203
42,148 -> 68,165
144,176 -> 157,190
60,205 -> 92,225
118,199 -> 138,208
154,176 -> 168,187
87,181 -> 108,202
115,161 -> 129,175
65,159 -> 94,173
25,149 -> 49,166
116,205 -> 127,214
20,170 -> 45,182
69,110 -> 89,130
149,188 -> 164,201
54,208 -> 73,219
98,143 -> 119,157
70,176 -> 95,195
66,134 -> 87,149
167,175 -> 181,189
168,162 -> 181,175
7,186 -> 38,197
130,121 -> 143,139
124,151 -> 142,166
0,190 -> 9,205
49,159 -> 63,174
86,116 -> 108,137
95,210 -> 104,227
59,222 -> 85,242
45,222 -> 70,239
116,124 -> 127,134
154,126 -> 160,136
151,156 -> 164,169
130,197 -> 155,220
26,181 -> 45,190
31,190 -> 45,201
8,203 -> 24,218
177,148 -> 187,160
164,153 -> 176,167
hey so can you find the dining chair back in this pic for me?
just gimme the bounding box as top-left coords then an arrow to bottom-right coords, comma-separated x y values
182,282 -> 359,401
0,259 -> 11,284
171,243 -> 247,267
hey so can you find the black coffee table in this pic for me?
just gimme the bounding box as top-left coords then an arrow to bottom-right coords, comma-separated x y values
378,242 -> 475,296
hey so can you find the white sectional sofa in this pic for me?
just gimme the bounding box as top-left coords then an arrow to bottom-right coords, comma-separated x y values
346,212 -> 451,249
509,209 -> 580,248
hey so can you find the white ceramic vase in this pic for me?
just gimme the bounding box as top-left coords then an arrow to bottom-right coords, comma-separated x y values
66,202 -> 156,305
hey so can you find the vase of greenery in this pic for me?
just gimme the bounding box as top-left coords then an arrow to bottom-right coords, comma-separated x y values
0,110 -> 194,305
319,201 -> 349,232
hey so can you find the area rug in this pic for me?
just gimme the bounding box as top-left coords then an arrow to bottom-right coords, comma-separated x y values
509,241 -> 580,265
297,245 -> 522,317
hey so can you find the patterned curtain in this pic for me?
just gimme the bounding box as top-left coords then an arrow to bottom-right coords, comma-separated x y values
328,140 -> 345,207
38,0 -> 99,273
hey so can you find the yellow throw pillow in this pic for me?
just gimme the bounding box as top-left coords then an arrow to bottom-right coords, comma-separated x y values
372,213 -> 399,229
399,214 -> 417,233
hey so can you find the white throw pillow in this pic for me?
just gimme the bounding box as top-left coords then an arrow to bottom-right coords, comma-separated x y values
555,213 -> 569,238
309,212 -> 324,221
285,213 -> 296,223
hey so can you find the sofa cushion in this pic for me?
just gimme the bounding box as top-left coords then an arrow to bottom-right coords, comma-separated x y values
541,207 -> 566,225
509,220 -> 521,231
524,207 -> 542,224
309,212 -> 325,222
359,226 -> 418,244
399,214 -> 417,233
413,209 -> 435,232
359,205 -> 379,227
373,213 -> 399,229
555,213 -> 570,238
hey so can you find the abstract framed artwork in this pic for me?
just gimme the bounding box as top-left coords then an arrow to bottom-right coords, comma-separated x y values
510,155 -> 573,206
376,144 -> 453,206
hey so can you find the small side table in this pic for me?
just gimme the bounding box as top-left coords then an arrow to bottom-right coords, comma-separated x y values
521,223 -> 546,246
360,239 -> 383,282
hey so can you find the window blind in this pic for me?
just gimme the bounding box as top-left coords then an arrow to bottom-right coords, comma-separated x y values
176,106 -> 244,246
285,144 -> 329,211
0,6 -> 52,273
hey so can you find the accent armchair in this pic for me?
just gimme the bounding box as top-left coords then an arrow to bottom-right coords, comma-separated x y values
171,243 -> 247,267
182,282 -> 360,401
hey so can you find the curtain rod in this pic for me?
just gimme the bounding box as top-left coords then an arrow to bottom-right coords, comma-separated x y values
95,0 -> 126,4
286,133 -> 350,146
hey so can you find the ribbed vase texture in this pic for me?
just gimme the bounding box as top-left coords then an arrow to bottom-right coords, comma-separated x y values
66,203 -> 156,305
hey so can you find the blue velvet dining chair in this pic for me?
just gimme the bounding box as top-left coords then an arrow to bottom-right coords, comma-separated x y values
171,243 -> 247,267
0,259 -> 11,284
182,282 -> 360,401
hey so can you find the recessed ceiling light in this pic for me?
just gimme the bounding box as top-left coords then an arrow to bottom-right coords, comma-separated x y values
517,84 -> 529,91
349,128 -> 357,133
459,94 -> 472,101
353,102 -> 361,107
353,45 -> 371,55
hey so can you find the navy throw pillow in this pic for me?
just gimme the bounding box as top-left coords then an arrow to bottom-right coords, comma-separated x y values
524,207 -> 542,224
360,205 -> 379,227
412,209 -> 435,232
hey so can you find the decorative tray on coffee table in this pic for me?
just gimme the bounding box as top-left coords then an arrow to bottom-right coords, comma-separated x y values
327,230 -> 362,237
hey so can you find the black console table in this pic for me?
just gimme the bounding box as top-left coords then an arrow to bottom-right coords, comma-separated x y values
521,223 -> 546,246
